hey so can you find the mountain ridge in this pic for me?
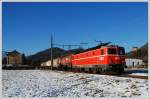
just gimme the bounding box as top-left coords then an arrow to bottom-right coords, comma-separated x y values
126,42 -> 148,63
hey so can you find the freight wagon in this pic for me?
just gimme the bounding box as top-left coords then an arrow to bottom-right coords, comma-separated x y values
58,55 -> 73,70
40,59 -> 59,69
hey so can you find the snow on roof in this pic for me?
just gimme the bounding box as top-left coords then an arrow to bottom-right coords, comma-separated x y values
7,50 -> 21,56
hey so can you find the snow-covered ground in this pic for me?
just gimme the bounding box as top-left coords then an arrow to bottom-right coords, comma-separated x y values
2,70 -> 149,98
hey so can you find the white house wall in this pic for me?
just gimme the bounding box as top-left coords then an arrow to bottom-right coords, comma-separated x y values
125,58 -> 143,67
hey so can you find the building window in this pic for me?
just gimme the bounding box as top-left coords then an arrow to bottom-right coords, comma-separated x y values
137,62 -> 139,65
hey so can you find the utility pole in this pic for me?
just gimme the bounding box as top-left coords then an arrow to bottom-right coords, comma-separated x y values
2,50 -> 9,65
51,34 -> 53,70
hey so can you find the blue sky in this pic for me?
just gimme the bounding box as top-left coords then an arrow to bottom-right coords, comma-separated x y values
3,2 -> 148,55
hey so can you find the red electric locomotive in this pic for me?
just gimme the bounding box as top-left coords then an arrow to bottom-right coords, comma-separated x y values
58,45 -> 126,74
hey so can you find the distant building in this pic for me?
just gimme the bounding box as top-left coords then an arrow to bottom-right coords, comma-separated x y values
132,47 -> 138,52
7,50 -> 24,65
125,58 -> 143,67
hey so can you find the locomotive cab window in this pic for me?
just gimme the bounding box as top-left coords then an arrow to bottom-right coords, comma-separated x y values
108,48 -> 116,54
118,48 -> 125,55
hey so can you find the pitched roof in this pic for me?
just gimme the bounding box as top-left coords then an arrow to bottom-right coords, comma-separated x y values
7,50 -> 21,56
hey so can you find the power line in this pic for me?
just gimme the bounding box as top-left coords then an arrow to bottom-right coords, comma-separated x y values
53,43 -> 81,50
80,42 -> 88,49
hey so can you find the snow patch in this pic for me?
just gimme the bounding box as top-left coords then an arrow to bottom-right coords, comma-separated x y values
2,70 -> 149,98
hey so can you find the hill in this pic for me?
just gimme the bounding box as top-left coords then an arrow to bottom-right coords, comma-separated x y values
126,43 -> 148,63
28,47 -> 84,62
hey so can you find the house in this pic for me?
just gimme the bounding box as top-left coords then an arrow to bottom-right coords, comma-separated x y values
132,47 -> 138,52
6,50 -> 24,65
125,58 -> 143,67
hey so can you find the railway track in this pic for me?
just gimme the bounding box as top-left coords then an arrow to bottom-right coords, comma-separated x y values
42,68 -> 148,80
91,73 -> 148,80
40,69 -> 148,79
118,74 -> 148,79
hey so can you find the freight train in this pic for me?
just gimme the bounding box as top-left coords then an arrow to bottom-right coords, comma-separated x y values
41,45 -> 126,74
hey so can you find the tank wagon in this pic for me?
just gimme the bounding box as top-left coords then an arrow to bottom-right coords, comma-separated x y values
58,45 -> 126,74
58,55 -> 73,70
40,59 -> 59,69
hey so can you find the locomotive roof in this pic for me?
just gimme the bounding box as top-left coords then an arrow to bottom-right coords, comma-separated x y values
60,43 -> 124,58
72,45 -> 124,56
101,45 -> 123,48
82,44 -> 123,52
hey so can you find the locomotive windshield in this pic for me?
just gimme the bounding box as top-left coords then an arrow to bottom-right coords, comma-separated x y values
118,48 -> 125,55
108,48 -> 116,54
108,47 -> 125,55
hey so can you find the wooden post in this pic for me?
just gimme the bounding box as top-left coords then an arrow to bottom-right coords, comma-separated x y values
51,34 -> 53,70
